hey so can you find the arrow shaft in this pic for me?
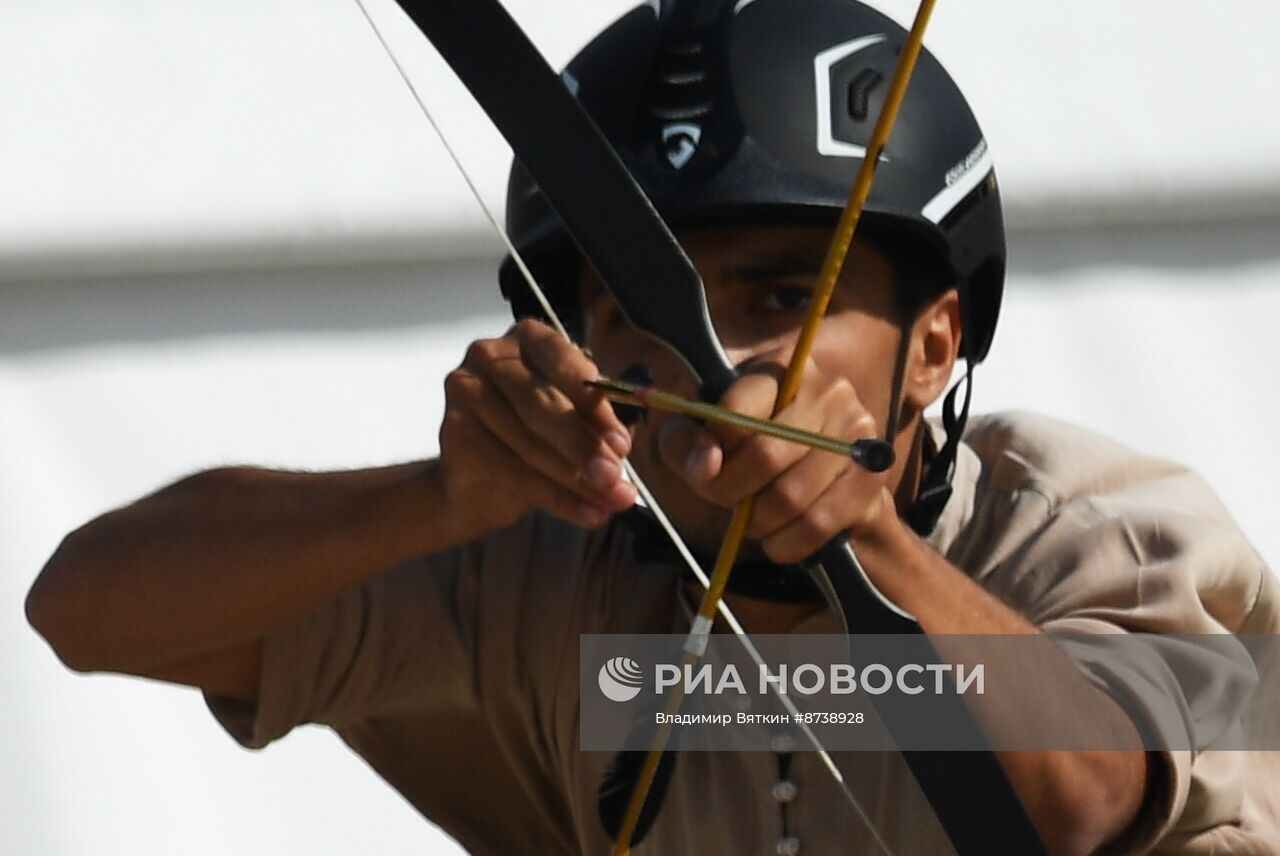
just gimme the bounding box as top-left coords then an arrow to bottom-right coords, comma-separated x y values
590,378 -> 893,465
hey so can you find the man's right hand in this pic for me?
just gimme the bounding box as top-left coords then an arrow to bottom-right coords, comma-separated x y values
23,318 -> 637,699
438,318 -> 636,531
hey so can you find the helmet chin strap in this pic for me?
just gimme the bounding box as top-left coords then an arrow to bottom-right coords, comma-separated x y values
885,305 -> 973,538
905,362 -> 973,535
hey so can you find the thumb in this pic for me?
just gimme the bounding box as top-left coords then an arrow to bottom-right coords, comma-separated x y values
656,416 -> 723,486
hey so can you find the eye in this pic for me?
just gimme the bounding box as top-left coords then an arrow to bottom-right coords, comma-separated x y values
760,285 -> 813,314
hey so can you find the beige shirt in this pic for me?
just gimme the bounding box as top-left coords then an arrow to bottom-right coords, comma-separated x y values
206,411 -> 1279,854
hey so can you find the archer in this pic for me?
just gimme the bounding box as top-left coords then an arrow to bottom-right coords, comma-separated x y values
27,1 -> 1278,854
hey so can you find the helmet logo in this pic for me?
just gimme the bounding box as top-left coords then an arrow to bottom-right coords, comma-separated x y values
814,34 -> 885,158
661,122 -> 703,170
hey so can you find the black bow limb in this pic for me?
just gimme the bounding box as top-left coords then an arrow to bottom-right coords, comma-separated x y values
378,0 -> 1046,852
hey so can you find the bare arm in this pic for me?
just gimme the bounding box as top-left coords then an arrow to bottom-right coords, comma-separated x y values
25,461 -> 474,697
854,509 -> 1150,856
26,320 -> 637,703
656,357 -> 1150,856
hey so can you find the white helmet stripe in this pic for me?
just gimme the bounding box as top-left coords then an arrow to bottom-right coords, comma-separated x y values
922,142 -> 993,223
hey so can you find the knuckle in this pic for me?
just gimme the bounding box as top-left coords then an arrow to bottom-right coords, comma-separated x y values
759,438 -> 793,470
520,319 -> 561,360
463,338 -> 499,366
851,411 -> 878,439
770,480 -> 810,519
443,368 -> 474,400
744,436 -> 791,475
530,383 -> 565,416
752,493 -> 789,528
548,350 -> 586,382
827,379 -> 866,417
512,317 -> 543,340
802,505 -> 837,541
830,375 -> 858,400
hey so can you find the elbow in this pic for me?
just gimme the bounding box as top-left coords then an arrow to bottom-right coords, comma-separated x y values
1041,803 -> 1114,856
25,582 -> 84,672
1043,803 -> 1124,856
26,530 -> 109,674
26,469 -> 224,675
1036,751 -> 1148,856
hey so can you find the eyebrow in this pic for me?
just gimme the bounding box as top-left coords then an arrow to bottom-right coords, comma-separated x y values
721,254 -> 824,284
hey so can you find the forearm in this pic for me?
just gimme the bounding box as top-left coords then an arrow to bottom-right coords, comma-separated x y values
855,511 -> 1149,855
26,459 -> 475,674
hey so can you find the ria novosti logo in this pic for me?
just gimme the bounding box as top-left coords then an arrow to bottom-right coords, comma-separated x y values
597,657 -> 644,703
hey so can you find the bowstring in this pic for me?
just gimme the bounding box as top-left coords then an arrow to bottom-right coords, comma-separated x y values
350,1 -> 891,849
608,0 -> 939,848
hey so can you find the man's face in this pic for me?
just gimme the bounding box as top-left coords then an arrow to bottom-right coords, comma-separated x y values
579,223 -> 945,551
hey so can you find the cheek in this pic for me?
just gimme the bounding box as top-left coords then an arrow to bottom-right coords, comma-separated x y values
811,315 -> 902,414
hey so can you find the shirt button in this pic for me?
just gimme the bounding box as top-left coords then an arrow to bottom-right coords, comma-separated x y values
775,836 -> 802,855
771,780 -> 798,804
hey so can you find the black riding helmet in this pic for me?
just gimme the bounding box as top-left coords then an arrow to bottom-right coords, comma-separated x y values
500,0 -> 1004,363
500,0 -> 1005,534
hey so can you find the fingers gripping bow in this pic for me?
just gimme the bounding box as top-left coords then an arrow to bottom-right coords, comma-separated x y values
355,0 -> 1045,853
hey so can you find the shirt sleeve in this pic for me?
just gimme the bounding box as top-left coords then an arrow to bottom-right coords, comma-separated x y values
201,509 -> 629,756
991,466 -> 1277,854
203,537 -> 486,750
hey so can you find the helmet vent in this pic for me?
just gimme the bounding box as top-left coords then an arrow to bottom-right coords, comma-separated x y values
651,103 -> 715,121
662,69 -> 708,85
847,68 -> 884,121
648,41 -> 713,121
637,0 -> 747,172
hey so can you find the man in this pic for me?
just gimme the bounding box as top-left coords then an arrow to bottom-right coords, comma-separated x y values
25,0 -> 1279,853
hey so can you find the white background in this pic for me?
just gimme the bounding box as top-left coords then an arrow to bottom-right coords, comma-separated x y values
3,1 -> 1278,853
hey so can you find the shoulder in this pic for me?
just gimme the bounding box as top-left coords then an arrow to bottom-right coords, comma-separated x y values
963,410 -> 1187,506
958,411 -> 1273,632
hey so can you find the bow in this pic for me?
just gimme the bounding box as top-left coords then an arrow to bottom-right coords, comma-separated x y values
356,0 -> 1046,852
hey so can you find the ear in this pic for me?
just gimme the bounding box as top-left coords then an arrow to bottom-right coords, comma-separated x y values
902,288 -> 962,412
